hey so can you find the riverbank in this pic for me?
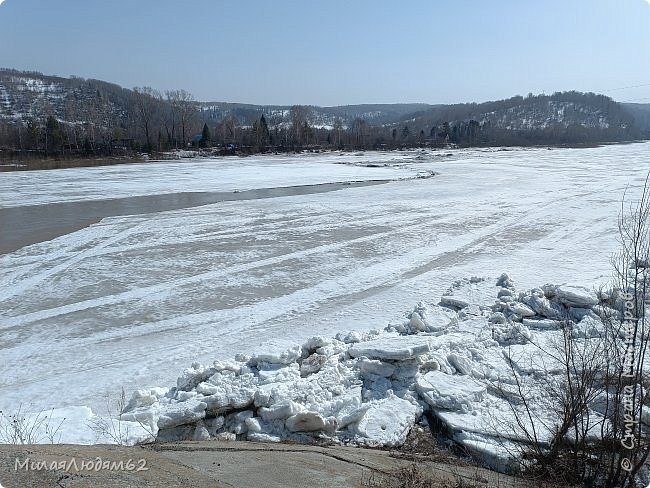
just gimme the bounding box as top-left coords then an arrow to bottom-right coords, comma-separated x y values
0,154 -> 148,172
0,439 -> 534,488
1,139 -> 632,172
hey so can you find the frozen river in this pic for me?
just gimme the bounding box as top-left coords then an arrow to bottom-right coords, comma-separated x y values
1,144 -> 649,429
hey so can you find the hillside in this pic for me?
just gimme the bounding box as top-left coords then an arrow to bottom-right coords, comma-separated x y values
0,68 -> 135,128
623,102 -> 650,135
197,102 -> 436,128
394,92 -> 640,144
0,68 -> 646,160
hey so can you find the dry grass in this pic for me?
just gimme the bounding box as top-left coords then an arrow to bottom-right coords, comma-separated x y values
361,463 -> 484,488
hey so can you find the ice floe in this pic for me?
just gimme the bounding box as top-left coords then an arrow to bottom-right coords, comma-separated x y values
116,273 -> 630,472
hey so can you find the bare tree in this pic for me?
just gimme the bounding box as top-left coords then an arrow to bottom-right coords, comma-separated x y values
603,174 -> 650,485
132,86 -> 162,151
491,175 -> 650,487
351,118 -> 369,148
333,117 -> 343,148
289,105 -> 311,148
166,89 -> 196,148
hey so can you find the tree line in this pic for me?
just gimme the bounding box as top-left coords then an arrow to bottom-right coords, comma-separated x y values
0,68 -> 643,160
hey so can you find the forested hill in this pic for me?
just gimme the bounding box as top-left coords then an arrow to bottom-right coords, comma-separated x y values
0,69 -> 135,131
197,102 -> 437,129
622,103 -> 650,135
397,92 -> 643,145
0,68 -> 647,158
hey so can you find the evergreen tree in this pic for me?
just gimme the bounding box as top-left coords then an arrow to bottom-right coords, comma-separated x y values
200,123 -> 211,147
259,114 -> 269,140
256,114 -> 270,150
45,115 -> 64,155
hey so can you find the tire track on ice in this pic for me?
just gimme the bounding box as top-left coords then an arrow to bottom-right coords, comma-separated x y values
0,224 -> 421,328
0,218 -> 151,303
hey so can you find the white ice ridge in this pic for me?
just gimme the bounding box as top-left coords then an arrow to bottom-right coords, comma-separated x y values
119,274 -> 630,472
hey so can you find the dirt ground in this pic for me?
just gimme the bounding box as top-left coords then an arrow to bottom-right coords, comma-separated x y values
0,440 -> 532,488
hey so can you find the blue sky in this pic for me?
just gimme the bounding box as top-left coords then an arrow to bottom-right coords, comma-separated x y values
0,0 -> 649,105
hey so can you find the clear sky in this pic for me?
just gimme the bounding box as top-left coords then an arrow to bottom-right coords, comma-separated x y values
0,0 -> 649,106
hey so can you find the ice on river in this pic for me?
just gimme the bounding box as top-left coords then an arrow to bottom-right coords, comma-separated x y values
1,143 -> 649,452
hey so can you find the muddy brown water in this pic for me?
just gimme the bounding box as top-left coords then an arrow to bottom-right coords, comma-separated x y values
0,180 -> 388,255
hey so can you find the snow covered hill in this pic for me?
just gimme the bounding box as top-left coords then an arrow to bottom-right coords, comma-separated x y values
0,69 -> 642,144
196,102 -> 435,129
0,69 -> 131,126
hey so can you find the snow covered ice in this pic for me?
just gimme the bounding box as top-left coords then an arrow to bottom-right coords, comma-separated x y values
2,143 -> 650,460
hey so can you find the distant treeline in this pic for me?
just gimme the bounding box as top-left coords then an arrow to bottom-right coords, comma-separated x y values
0,68 -> 645,160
